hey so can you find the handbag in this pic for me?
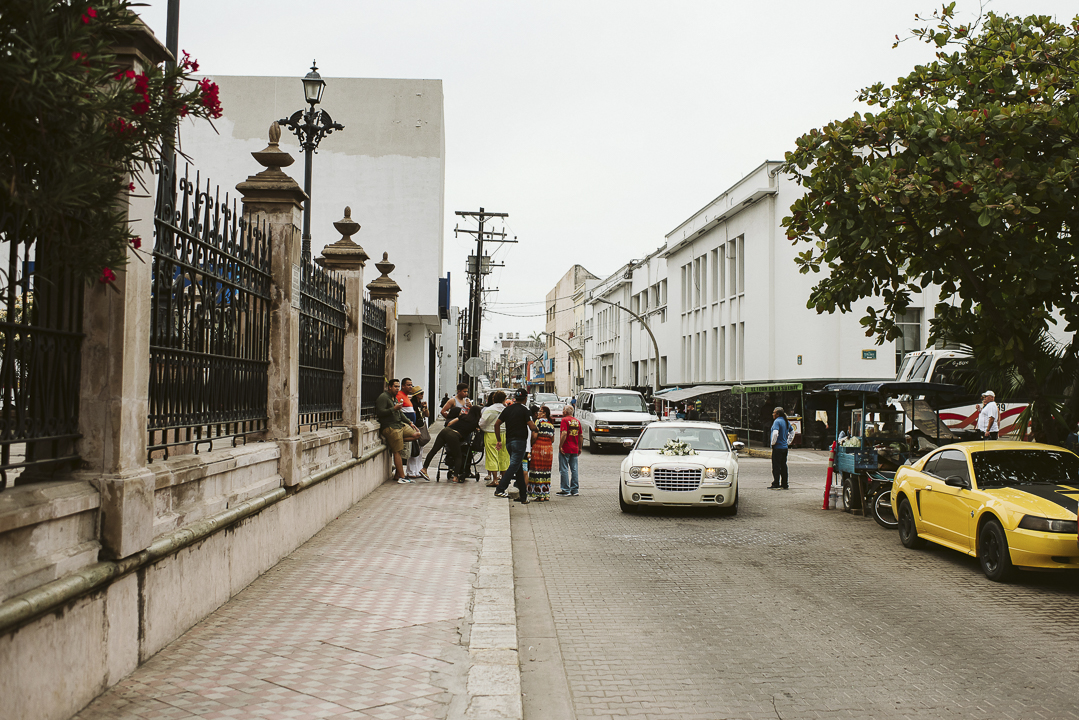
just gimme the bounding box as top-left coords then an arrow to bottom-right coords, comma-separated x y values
417,423 -> 431,447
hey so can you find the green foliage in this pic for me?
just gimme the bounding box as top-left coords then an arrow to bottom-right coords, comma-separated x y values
0,0 -> 222,284
780,4 -> 1079,440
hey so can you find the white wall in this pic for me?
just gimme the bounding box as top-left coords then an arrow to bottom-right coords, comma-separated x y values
178,75 -> 446,387
439,306 -> 460,402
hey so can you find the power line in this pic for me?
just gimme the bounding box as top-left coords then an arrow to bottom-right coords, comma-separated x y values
455,207 -> 513,393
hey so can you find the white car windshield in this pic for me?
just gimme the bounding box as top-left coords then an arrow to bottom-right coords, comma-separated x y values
534,393 -> 559,403
593,394 -> 649,413
637,426 -> 731,452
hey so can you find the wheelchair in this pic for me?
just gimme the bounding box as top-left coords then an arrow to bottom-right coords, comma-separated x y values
435,428 -> 485,482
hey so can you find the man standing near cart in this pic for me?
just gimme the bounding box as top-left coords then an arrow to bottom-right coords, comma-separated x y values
976,390 -> 999,440
769,406 -> 794,490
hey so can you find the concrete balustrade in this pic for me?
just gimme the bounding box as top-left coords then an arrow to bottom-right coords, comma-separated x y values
0,22 -> 399,720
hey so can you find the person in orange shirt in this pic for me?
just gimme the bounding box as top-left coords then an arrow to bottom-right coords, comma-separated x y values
397,377 -> 416,425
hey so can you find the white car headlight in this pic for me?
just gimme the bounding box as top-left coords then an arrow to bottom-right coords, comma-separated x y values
629,465 -> 651,479
703,467 -> 728,480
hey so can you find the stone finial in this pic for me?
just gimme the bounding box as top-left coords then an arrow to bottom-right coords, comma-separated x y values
366,251 -> 401,300
236,122 -> 306,204
317,206 -> 370,271
333,206 -> 360,240
251,122 -> 295,170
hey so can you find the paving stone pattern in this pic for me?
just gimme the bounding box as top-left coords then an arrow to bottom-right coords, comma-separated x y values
521,449 -> 1079,720
75,480 -> 499,720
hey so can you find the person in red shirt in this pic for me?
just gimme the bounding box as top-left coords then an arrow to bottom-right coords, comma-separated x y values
556,406 -> 582,496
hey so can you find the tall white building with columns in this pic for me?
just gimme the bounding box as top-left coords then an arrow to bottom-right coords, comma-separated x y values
577,160 -> 922,394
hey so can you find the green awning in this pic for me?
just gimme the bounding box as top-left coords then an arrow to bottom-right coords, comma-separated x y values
730,383 -> 803,395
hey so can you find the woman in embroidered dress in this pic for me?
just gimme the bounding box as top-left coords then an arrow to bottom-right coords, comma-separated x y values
528,405 -> 555,501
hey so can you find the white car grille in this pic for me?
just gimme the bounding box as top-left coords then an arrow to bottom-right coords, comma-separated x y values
652,468 -> 702,492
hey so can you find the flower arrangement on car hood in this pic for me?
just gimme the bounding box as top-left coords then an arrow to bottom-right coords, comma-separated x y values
658,439 -> 697,456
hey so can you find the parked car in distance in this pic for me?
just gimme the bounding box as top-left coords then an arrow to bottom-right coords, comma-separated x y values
530,392 -> 561,411
576,388 -> 657,452
892,441 -> 1079,582
544,399 -> 567,419
620,421 -> 741,514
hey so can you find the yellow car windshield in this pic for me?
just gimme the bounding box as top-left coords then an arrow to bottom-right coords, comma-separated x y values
972,449 -> 1079,489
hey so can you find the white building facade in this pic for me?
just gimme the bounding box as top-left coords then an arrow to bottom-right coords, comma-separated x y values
544,265 -> 597,396
180,75 -> 447,403
578,160 -> 939,395
664,160 -> 896,386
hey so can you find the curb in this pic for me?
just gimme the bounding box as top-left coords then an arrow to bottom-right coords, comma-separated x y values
464,493 -> 522,719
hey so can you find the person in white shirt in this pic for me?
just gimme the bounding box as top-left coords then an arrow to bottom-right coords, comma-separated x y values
976,390 -> 999,440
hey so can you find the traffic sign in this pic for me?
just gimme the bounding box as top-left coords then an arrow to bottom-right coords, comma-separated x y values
464,357 -> 486,375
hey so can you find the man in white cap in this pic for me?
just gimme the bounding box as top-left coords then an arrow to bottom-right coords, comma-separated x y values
976,391 -> 999,440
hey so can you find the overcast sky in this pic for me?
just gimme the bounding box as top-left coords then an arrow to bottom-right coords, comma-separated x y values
138,0 -> 1069,349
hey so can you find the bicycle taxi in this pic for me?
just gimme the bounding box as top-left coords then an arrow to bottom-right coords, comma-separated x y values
820,381 -> 964,527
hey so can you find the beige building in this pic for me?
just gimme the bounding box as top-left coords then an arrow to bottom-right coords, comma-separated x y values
544,265 -> 598,395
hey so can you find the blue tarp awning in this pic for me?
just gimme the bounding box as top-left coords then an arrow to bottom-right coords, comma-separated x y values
820,381 -> 965,396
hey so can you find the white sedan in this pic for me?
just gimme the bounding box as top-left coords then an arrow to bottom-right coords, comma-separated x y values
619,421 -> 742,515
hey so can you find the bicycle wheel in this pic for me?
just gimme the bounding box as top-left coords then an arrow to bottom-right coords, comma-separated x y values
872,489 -> 898,529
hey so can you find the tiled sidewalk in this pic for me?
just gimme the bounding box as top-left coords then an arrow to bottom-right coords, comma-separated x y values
73,480 -> 520,720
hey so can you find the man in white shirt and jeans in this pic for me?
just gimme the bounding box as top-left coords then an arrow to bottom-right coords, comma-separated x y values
976,390 -> 999,440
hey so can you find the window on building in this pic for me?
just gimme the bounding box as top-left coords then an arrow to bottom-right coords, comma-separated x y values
700,254 -> 707,307
727,242 -> 737,297
681,265 -> 688,310
694,258 -> 702,308
738,321 -> 745,380
660,356 -> 667,385
895,308 -> 923,371
738,238 -> 745,295
711,249 -> 720,303
716,328 -> 723,380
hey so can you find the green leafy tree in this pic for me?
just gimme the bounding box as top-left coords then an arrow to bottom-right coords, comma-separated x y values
0,0 -> 222,285
781,4 -> 1079,442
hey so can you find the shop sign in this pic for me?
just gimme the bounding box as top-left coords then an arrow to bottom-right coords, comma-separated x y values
731,383 -> 803,395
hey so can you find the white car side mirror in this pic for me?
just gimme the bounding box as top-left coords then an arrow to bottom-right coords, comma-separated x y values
622,439 -> 635,448
732,441 -> 745,453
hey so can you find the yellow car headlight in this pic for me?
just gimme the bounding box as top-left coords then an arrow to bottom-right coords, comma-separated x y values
1018,515 -> 1078,534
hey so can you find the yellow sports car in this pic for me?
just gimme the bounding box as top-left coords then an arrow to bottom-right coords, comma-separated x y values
892,441 -> 1079,582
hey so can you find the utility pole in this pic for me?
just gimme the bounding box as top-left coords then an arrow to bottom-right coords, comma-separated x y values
454,208 -> 513,395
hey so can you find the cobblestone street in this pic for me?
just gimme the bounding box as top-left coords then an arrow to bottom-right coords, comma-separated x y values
516,447 -> 1079,720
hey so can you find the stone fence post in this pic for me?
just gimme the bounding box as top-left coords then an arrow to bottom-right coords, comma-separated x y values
367,252 -> 401,382
317,208 -> 369,456
76,20 -> 170,559
236,124 -> 308,486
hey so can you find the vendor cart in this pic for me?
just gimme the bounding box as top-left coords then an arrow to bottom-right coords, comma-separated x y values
821,381 -> 964,522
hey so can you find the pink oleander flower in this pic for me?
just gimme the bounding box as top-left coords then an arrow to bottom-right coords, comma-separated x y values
99,267 -> 116,284
196,78 -> 222,119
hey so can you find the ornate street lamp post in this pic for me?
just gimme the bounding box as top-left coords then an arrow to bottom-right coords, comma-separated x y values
278,61 -> 344,260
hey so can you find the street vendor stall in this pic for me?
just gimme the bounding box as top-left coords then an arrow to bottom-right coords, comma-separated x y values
821,381 -> 964,525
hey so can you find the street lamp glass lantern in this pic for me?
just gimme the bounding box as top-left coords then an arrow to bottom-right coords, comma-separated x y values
302,62 -> 325,105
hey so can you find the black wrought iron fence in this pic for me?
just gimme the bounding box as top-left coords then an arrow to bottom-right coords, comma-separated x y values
298,258 -> 346,429
0,212 -> 84,488
148,162 -> 272,459
360,294 -> 387,418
